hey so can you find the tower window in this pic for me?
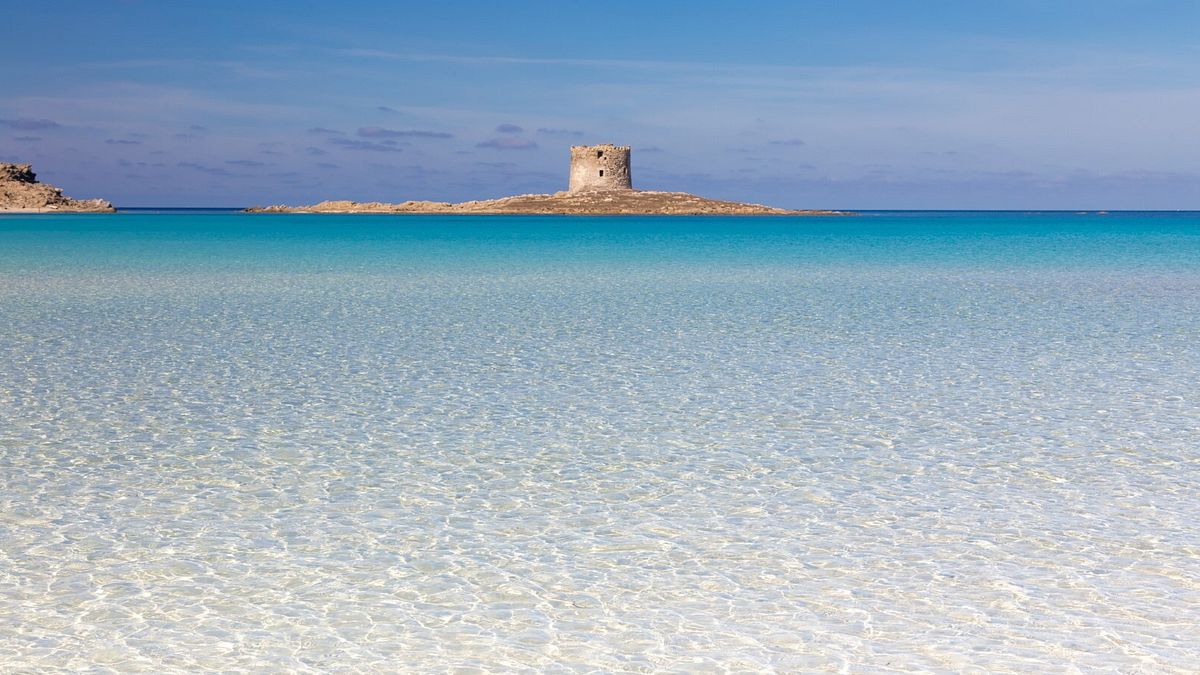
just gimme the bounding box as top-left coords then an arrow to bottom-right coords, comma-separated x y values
599,170 -> 604,177
597,150 -> 604,158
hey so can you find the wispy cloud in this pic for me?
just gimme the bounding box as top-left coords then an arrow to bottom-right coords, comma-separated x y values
476,137 -> 538,150
537,128 -> 584,137
495,123 -> 523,134
105,139 -> 142,145
13,136 -> 41,142
307,127 -> 344,135
118,159 -> 166,168
177,162 -> 235,176
336,48 -> 706,71
226,159 -> 265,167
79,57 -> 296,80
357,126 -> 453,139
0,118 -> 61,130
768,139 -> 806,146
330,137 -> 403,152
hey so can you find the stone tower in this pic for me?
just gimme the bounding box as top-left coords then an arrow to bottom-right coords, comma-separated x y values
568,144 -> 632,192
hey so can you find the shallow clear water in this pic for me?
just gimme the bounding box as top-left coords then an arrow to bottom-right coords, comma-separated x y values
2,212 -> 1199,672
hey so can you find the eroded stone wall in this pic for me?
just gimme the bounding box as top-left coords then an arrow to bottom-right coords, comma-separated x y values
568,144 -> 632,192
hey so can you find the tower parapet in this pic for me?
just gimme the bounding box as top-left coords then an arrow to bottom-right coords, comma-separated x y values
568,144 -> 632,192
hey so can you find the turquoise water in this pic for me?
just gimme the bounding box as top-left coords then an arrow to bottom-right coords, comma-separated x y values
2,212 -> 1199,671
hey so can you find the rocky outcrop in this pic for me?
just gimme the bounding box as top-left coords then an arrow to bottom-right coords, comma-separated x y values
247,190 -> 841,216
0,163 -> 115,212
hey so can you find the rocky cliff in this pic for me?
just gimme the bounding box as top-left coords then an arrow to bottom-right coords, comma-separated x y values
0,163 -> 115,212
247,189 -> 840,216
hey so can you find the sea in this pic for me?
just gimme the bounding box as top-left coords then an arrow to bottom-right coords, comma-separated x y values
1,210 -> 1198,672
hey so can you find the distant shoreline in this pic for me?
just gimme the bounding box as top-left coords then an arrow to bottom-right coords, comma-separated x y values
9,207 -> 1198,215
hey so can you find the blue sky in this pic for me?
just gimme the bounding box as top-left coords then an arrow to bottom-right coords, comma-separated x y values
2,0 -> 1199,208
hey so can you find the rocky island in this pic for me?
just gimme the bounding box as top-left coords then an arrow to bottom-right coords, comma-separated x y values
248,144 -> 840,216
0,163 -> 115,213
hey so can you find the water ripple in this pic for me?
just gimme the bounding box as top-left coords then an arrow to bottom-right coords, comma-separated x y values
2,234 -> 1199,671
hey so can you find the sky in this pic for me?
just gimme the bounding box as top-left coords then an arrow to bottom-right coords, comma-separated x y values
2,0 -> 1199,209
